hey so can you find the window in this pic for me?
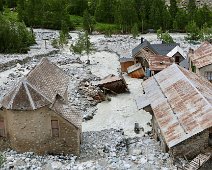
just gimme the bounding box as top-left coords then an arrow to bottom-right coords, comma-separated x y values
204,72 -> 212,82
0,119 -> 5,137
51,120 -> 59,137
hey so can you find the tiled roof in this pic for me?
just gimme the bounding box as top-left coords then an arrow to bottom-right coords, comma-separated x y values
137,64 -> 212,148
1,58 -> 81,129
190,41 -> 212,68
141,50 -> 173,71
51,99 -> 82,129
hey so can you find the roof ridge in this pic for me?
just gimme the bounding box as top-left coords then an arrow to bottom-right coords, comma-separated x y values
23,81 -> 36,110
175,65 -> 211,107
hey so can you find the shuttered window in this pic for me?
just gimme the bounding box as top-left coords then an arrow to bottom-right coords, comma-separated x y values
51,120 -> 59,137
0,119 -> 5,137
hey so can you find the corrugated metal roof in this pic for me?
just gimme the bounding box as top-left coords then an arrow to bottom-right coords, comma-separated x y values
141,50 -> 173,71
127,63 -> 142,73
190,41 -> 212,68
139,64 -> 212,148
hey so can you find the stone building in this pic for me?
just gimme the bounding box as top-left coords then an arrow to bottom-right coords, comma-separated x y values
188,41 -> 212,82
136,64 -> 212,159
0,58 -> 82,155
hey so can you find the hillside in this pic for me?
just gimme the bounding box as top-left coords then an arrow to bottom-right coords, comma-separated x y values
166,0 -> 212,8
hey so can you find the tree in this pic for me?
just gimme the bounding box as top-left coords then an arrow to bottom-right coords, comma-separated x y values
169,0 -> 178,19
188,0 -> 197,20
94,0 -> 116,23
115,0 -> 138,33
70,31 -> 94,63
157,28 -> 174,43
200,23 -> 212,41
131,23 -> 139,38
195,5 -> 212,28
0,0 -> 3,12
185,20 -> 202,41
83,9 -> 95,34
69,0 -> 88,16
175,8 -> 188,31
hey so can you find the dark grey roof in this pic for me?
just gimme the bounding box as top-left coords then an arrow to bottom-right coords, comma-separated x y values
132,40 -> 157,56
132,40 -> 179,56
119,57 -> 134,63
151,43 -> 179,55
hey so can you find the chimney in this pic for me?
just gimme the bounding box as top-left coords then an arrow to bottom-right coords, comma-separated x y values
189,48 -> 194,54
141,37 -> 144,44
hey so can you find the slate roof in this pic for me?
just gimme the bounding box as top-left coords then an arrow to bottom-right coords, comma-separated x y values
190,41 -> 212,68
132,40 -> 179,57
1,58 -> 81,129
136,64 -> 212,148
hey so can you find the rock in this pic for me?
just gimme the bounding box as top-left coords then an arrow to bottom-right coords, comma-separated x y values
50,161 -> 63,169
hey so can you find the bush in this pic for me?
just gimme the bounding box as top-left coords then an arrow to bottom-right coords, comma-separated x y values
0,14 -> 35,53
0,152 -> 5,167
185,20 -> 202,41
70,15 -> 83,29
157,28 -> 174,43
95,23 -> 120,35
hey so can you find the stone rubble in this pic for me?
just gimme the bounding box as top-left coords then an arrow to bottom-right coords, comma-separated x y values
0,29 -> 200,169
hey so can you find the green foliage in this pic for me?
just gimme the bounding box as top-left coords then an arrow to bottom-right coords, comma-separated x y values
188,0 -> 197,21
94,0 -> 116,23
131,23 -> 139,38
174,8 -> 188,31
17,0 -> 72,30
51,31 -> 68,48
0,152 -> 5,167
115,0 -> 138,33
68,0 -> 88,16
70,31 -> 94,55
200,23 -> 212,41
170,0 -> 178,18
0,14 -> 35,53
95,23 -> 119,35
3,8 -> 18,21
70,15 -> 83,29
0,0 -> 3,12
157,28 -> 174,43
185,20 -> 202,41
83,9 -> 95,34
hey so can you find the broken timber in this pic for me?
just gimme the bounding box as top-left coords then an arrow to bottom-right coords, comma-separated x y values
178,153 -> 211,170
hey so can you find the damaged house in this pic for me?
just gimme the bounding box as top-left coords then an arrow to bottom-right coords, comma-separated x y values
136,64 -> 212,159
0,58 -> 82,155
95,74 -> 128,94
188,41 -> 212,82
132,38 -> 187,69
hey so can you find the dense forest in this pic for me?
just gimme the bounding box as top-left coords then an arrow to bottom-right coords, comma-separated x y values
0,0 -> 212,53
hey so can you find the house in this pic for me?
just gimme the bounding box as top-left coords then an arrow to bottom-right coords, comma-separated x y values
132,38 -> 187,68
120,58 -> 135,72
127,63 -> 145,78
0,58 -> 82,155
135,49 -> 174,77
136,64 -> 212,159
95,74 -> 128,94
188,41 -> 212,82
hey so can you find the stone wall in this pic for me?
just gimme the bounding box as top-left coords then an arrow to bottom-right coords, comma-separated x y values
170,130 -> 209,159
199,64 -> 212,81
0,107 -> 80,155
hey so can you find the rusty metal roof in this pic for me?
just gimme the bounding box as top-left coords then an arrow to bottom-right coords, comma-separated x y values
138,64 -> 212,148
190,41 -> 212,68
127,63 -> 142,73
141,50 -> 173,71
1,58 -> 81,129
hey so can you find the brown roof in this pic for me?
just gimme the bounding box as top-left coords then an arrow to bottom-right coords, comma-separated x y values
190,41 -> 212,68
51,99 -> 82,129
2,58 -> 69,110
1,58 -> 81,129
96,74 -> 123,85
137,64 -> 212,148
141,49 -> 173,71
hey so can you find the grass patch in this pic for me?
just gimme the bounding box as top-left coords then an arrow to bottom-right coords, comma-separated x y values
95,23 -> 120,35
70,15 -> 83,30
